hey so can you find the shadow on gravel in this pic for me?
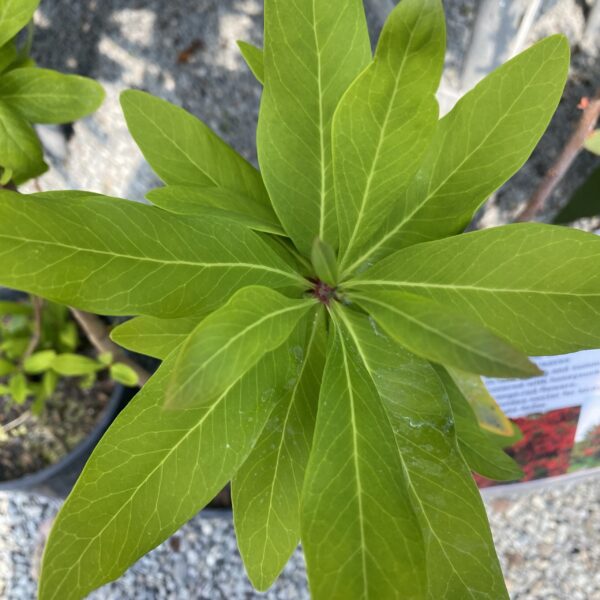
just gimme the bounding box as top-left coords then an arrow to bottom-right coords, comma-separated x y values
32,0 -> 600,220
32,0 -> 267,197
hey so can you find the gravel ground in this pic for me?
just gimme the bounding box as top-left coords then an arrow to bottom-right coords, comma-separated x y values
488,477 -> 600,600
2,0 -> 599,598
1,476 -> 599,599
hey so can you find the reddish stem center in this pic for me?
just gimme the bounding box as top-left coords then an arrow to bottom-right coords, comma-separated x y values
311,279 -> 336,305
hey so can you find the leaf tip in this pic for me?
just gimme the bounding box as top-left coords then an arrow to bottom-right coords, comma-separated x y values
523,361 -> 544,379
119,88 -> 145,111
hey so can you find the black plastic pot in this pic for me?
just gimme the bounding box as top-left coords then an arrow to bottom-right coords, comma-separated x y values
0,287 -> 137,498
0,383 -> 133,498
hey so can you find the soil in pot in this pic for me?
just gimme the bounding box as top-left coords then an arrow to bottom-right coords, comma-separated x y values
0,377 -> 114,482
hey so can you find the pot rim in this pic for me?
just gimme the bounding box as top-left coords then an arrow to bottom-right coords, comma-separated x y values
0,382 -> 125,491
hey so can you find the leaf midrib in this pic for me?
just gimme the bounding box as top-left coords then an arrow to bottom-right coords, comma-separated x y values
336,309 -> 478,598
340,5 -> 424,267
312,0 -> 327,240
353,293 -> 529,373
257,311 -> 321,585
174,300 -> 313,395
0,232 -> 302,283
341,49 -> 555,276
349,279 -> 600,298
338,330 -> 370,598
127,98 -> 221,188
46,369 -> 246,600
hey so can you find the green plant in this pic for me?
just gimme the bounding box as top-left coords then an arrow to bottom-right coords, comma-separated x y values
0,0 -> 104,185
0,0 -> 134,410
0,0 -> 598,597
0,297 -> 138,412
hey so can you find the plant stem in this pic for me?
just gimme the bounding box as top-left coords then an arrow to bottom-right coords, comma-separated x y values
69,309 -> 150,386
516,89 -> 600,222
2,410 -> 32,433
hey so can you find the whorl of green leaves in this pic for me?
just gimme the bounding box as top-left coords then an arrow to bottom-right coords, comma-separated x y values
0,1 -> 589,599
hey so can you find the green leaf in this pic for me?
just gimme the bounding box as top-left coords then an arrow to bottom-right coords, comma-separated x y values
446,367 -> 515,437
310,238 -> 338,286
237,41 -> 264,84
110,363 -> 139,387
352,290 -> 540,378
553,165 -> 600,224
1,336 -> 28,359
41,368 -> 58,399
58,320 -> 78,352
0,68 -> 105,124
0,300 -> 32,316
344,35 -> 570,274
351,223 -> 600,355
167,286 -> 315,408
0,101 -> 47,183
301,315 -> 427,600
8,372 -> 28,404
110,315 -> 199,360
0,0 -> 39,48
2,314 -> 29,335
39,338 -> 300,600
488,421 -> 523,447
52,353 -> 102,377
146,185 -> 285,236
584,130 -> 600,155
0,41 -> 17,73
23,349 -> 56,374
30,383 -> 47,413
262,235 -> 312,275
121,90 -> 271,210
98,351 -> 113,366
335,0 -> 445,270
80,372 -> 96,390
232,308 -> 326,590
0,190 -> 304,317
0,357 -> 15,376
0,165 -> 11,185
257,0 -> 372,254
435,365 -> 523,481
336,307 -> 508,599
14,17 -> 34,65
15,57 -> 36,70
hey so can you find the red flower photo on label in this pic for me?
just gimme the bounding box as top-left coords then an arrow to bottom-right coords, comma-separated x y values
476,406 -> 581,488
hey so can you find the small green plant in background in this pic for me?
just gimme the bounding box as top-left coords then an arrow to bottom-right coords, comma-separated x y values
0,0 -> 104,185
0,0 -> 600,598
0,1 -> 120,410
0,298 -> 138,412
